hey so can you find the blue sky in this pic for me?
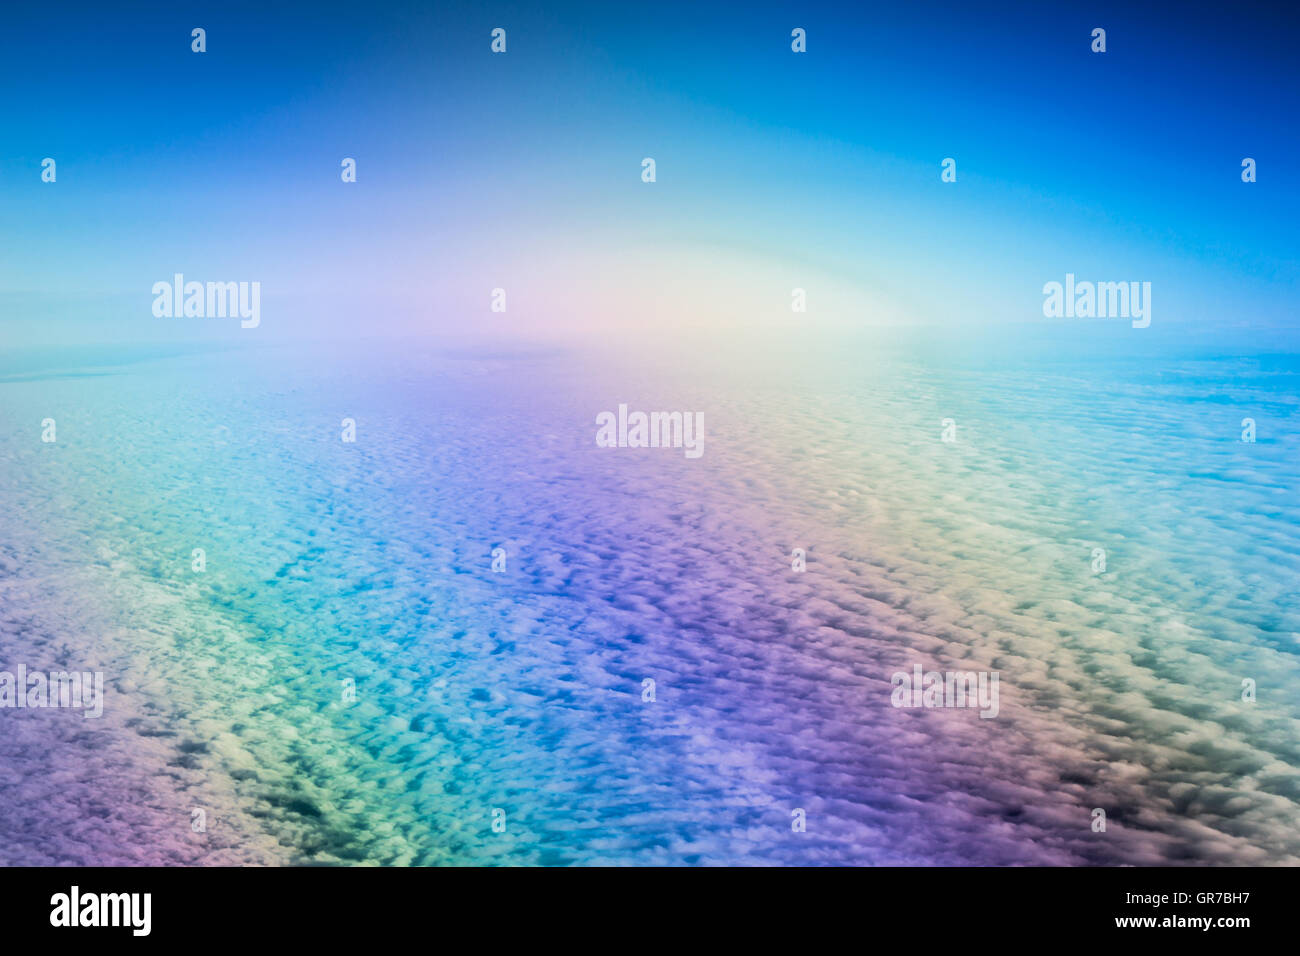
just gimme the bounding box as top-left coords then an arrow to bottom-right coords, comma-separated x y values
1,0 -> 1295,344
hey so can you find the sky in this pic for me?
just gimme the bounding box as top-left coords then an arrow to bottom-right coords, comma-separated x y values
1,0 -> 1296,350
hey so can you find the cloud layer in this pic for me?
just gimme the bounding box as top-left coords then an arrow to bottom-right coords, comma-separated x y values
1,339 -> 1298,865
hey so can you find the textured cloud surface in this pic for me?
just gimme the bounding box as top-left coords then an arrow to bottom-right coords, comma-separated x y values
1,338 -> 1298,865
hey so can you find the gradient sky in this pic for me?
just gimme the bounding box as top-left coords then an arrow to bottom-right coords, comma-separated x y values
1,0 -> 1297,348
